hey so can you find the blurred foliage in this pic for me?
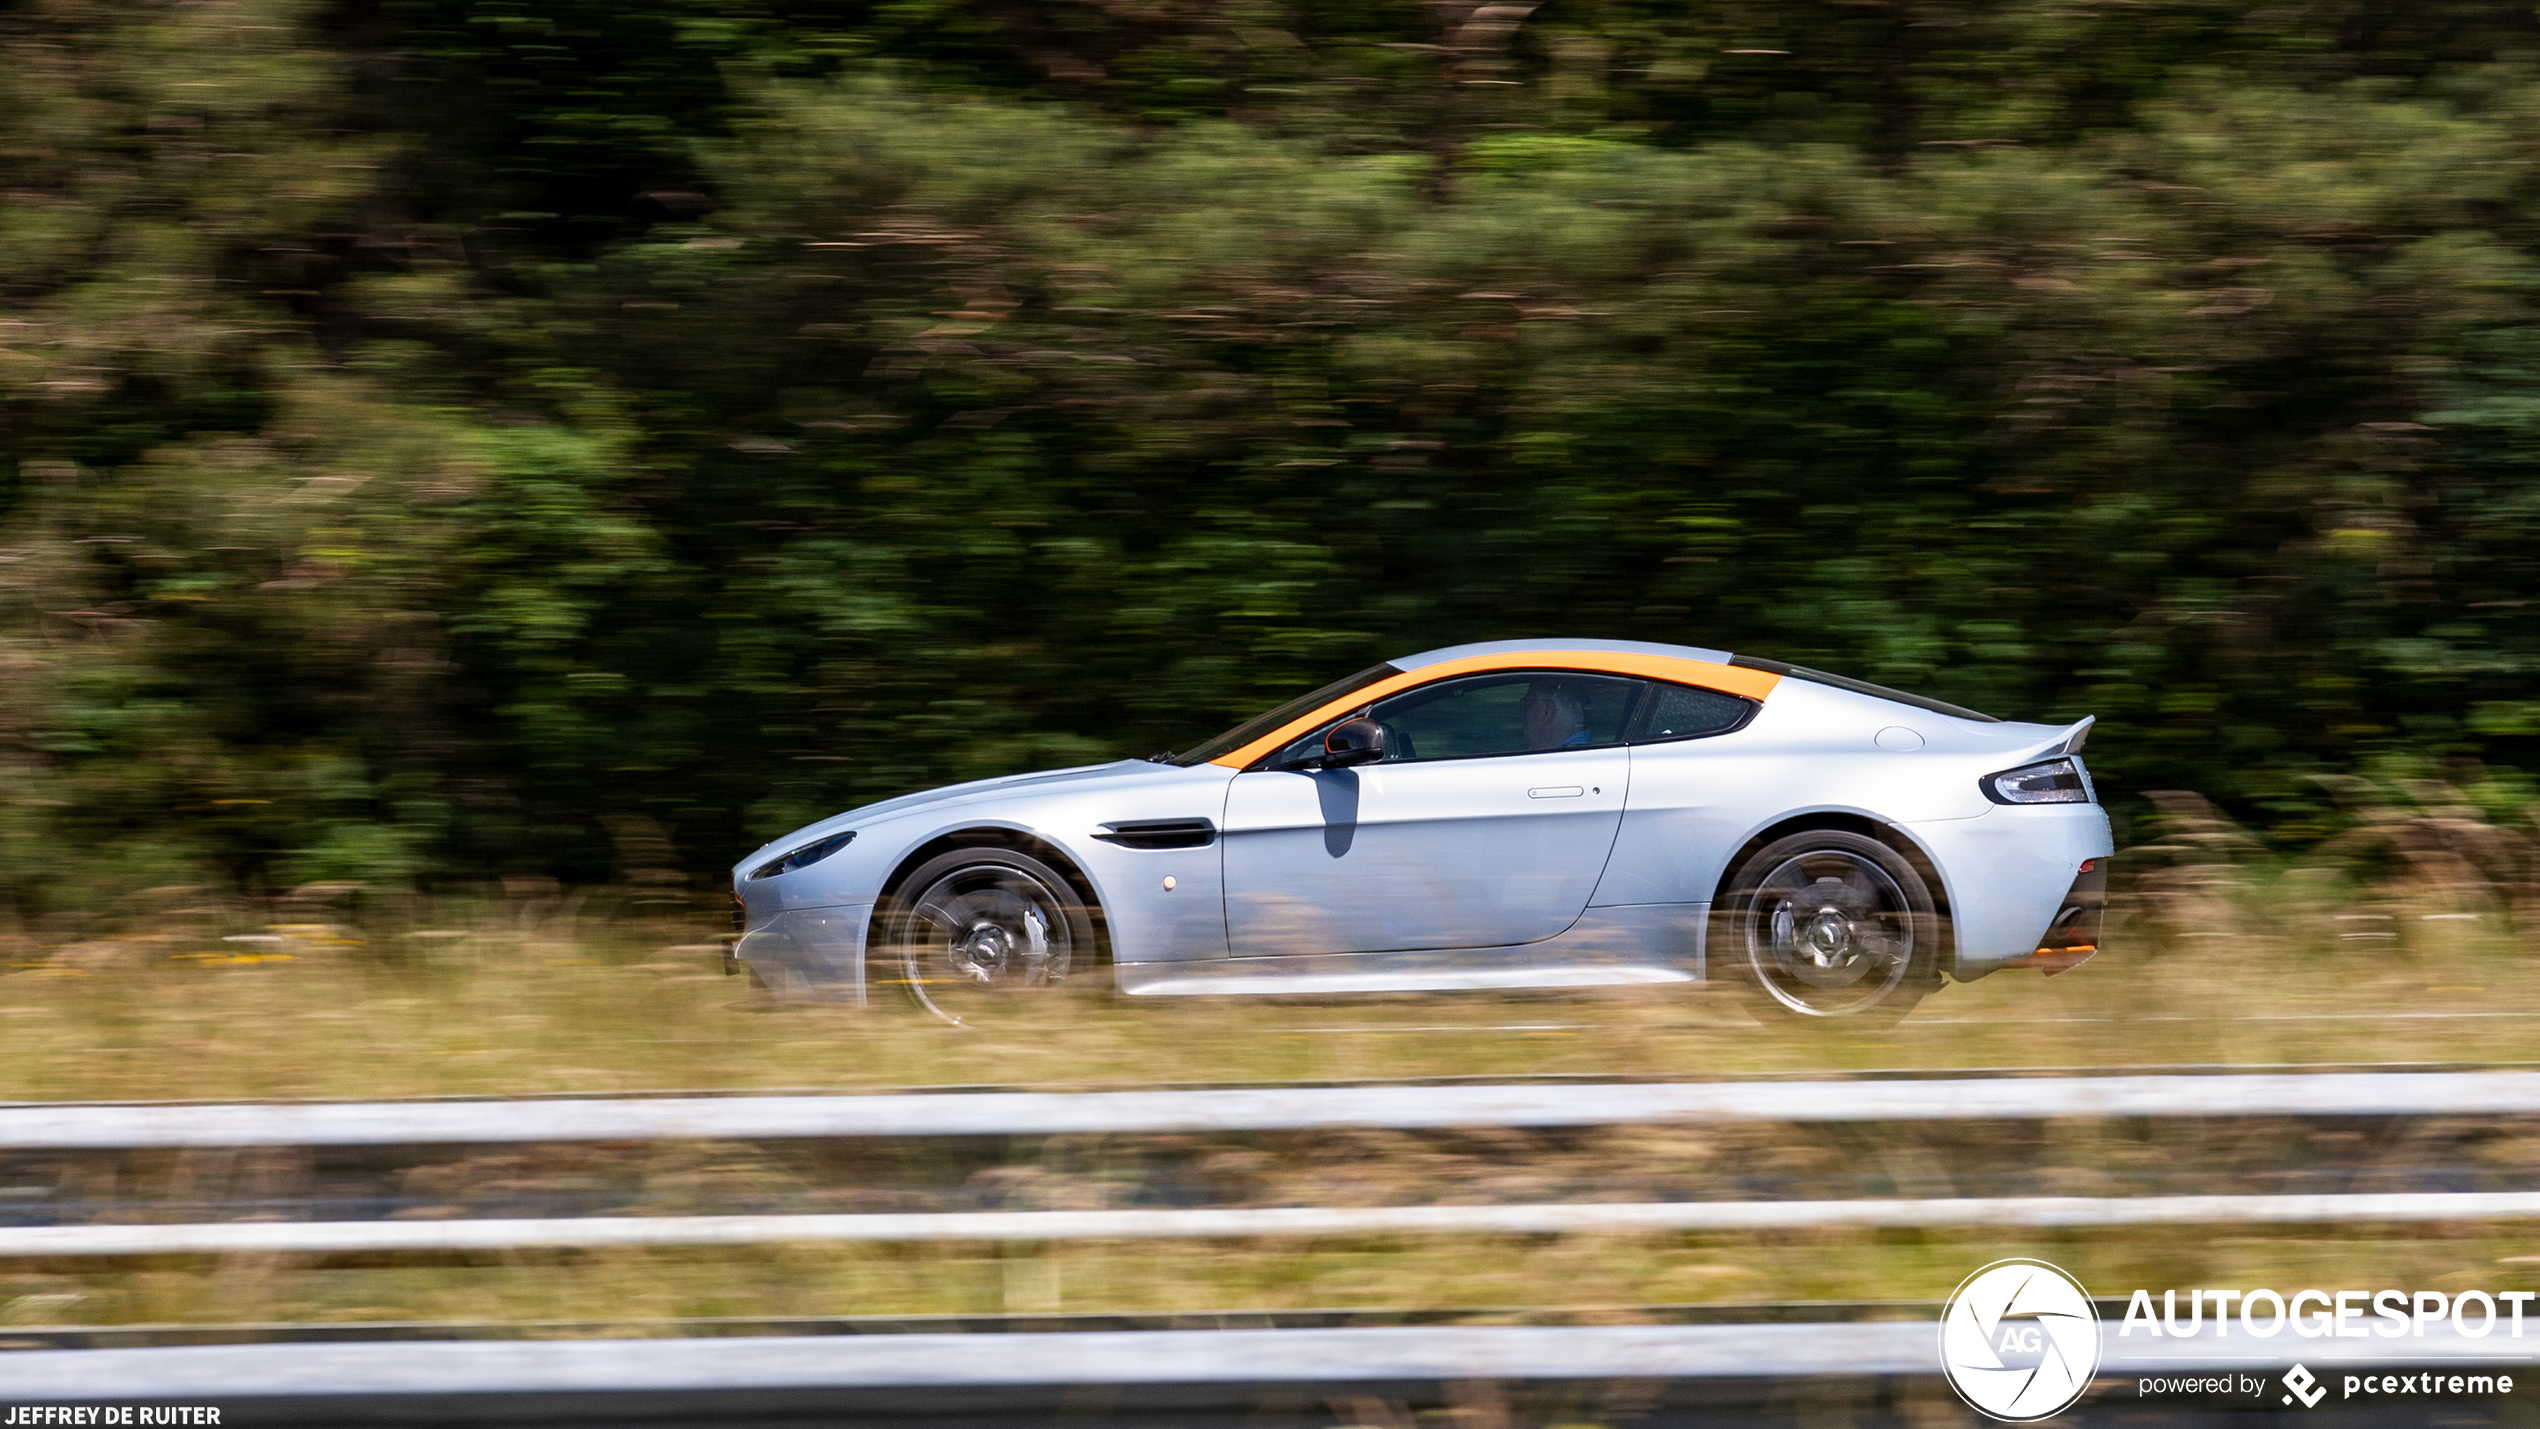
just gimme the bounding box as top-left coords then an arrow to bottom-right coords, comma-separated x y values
8,0 -> 2540,919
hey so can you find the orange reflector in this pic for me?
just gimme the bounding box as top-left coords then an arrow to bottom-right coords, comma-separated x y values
2003,944 -> 2098,975
2078,859 -> 2097,872
2034,945 -> 2098,976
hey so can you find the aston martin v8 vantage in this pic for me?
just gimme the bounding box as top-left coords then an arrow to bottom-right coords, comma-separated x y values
730,639 -> 2112,1022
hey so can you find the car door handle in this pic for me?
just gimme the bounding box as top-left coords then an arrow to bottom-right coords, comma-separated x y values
1527,786 -> 1585,799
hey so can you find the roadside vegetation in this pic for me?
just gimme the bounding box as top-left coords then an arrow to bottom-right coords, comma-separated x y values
8,0 -> 2540,1348
7,782 -> 2531,1100
8,1232 -> 2536,1340
6,906 -> 2538,1334
3,799 -> 2537,1335
8,0 -> 2540,924
4,891 -> 2537,1103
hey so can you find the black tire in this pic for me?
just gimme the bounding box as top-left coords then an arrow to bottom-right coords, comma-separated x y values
1718,830 -> 1941,1025
874,846 -> 1098,1026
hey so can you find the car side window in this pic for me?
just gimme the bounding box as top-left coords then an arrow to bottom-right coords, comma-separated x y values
1631,682 -> 1755,742
1353,672 -> 1643,763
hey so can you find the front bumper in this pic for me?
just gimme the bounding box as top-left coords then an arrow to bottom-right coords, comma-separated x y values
732,905 -> 873,1003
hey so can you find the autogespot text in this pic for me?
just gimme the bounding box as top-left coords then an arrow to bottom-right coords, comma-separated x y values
2119,1287 -> 2535,1339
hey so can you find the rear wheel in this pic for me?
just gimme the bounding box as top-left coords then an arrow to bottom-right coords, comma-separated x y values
876,847 -> 1097,1027
1720,830 -> 1939,1024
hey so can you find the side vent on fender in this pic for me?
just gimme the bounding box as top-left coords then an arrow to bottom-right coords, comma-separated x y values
1093,818 -> 1218,850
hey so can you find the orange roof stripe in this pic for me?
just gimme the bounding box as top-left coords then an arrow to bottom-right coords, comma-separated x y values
1210,650 -> 1781,769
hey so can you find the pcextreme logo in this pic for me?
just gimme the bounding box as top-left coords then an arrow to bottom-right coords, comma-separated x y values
2284,1364 -> 2327,1407
1939,1258 -> 2103,1422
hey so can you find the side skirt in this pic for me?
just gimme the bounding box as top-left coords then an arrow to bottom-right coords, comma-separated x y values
1117,903 -> 1708,998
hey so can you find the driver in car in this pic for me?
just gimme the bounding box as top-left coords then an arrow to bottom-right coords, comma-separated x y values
1520,681 -> 1594,750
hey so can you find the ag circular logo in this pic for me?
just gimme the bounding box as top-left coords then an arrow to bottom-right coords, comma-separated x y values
1939,1258 -> 2102,1421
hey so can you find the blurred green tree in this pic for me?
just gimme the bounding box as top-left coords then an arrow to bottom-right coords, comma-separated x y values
7,0 -> 2540,925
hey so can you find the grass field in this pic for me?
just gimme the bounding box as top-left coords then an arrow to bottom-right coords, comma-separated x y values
7,1230 -> 2536,1338
4,879 -> 2536,1103
2,852 -> 2535,1337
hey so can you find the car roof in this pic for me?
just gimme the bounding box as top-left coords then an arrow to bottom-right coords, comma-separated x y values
1391,637 -> 1733,670
1205,639 -> 2020,769
1389,638 -> 2005,726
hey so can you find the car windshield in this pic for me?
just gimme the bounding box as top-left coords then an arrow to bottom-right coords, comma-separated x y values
1167,664 -> 1401,767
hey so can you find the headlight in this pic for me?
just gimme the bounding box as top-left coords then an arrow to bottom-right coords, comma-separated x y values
750,830 -> 856,879
1981,758 -> 2092,805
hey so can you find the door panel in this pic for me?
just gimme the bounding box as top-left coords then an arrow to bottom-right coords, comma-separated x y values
1222,747 -> 1630,956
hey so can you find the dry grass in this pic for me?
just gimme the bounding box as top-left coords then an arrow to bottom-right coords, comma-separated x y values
1,895 -> 2534,1104
3,791 -> 2537,1333
7,783 -> 2535,1100
5,1231 -> 2536,1337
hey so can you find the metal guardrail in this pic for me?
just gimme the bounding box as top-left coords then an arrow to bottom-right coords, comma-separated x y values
7,1071 -> 2540,1149
14,1074 -> 2540,1419
3,1322 -> 2530,1404
0,1325 -> 1939,1403
0,1302 -> 1947,1348
14,1191 -> 2540,1257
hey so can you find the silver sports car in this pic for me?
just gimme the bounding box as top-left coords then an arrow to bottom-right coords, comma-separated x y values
730,639 -> 2112,1023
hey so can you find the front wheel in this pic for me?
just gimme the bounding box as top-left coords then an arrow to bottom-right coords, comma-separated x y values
1720,830 -> 1940,1024
876,847 -> 1098,1027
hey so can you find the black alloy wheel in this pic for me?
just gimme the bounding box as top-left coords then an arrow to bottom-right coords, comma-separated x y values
1720,829 -> 1941,1023
878,846 -> 1097,1026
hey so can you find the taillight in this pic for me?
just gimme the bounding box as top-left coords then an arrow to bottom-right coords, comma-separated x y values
1981,757 -> 2092,805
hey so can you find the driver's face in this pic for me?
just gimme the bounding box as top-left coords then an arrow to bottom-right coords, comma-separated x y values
1521,687 -> 1583,749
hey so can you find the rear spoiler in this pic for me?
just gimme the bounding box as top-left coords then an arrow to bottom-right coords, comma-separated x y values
1998,716 -> 2096,769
